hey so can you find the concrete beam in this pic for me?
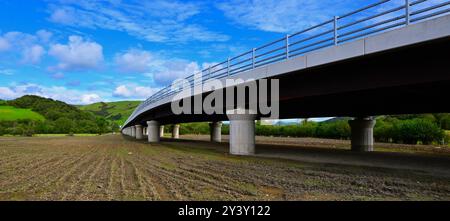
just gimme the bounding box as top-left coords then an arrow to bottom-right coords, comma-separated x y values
147,121 -> 160,143
348,117 -> 376,152
209,121 -> 222,142
226,109 -> 257,155
135,125 -> 143,140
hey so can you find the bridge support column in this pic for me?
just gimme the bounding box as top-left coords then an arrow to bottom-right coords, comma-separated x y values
147,121 -> 160,143
143,127 -> 147,136
135,125 -> 143,140
160,126 -> 165,137
172,124 -> 180,139
209,121 -> 222,142
349,117 -> 376,152
131,126 -> 136,138
227,109 -> 257,155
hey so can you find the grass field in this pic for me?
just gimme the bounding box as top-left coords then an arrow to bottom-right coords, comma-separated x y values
79,101 -> 140,125
0,106 -> 45,121
0,135 -> 449,200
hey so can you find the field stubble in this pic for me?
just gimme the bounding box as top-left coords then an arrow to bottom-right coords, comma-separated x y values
0,135 -> 449,200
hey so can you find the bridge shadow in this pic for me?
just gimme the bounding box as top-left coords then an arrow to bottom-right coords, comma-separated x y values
153,136 -> 450,178
120,134 -> 450,177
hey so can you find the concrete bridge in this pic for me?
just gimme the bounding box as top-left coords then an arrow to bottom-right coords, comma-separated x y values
122,0 -> 450,155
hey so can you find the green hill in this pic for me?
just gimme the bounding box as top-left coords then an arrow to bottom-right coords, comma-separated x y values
0,106 -> 45,121
79,101 -> 141,125
1,95 -> 112,135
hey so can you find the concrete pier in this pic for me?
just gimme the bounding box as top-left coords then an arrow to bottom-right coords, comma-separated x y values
348,117 -> 376,152
160,125 -> 165,137
172,124 -> 180,139
209,121 -> 222,142
135,125 -> 143,140
147,121 -> 160,143
226,109 -> 257,155
131,126 -> 136,138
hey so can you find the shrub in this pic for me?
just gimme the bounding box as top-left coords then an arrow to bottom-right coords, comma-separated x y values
374,119 -> 394,142
316,120 -> 350,139
392,119 -> 444,144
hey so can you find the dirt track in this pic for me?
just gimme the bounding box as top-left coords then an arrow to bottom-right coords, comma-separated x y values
0,135 -> 449,200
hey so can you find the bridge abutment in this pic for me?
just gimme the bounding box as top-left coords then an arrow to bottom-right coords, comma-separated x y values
147,121 -> 160,143
349,117 -> 376,152
210,121 -> 222,142
135,125 -> 143,140
172,124 -> 180,139
227,109 -> 257,155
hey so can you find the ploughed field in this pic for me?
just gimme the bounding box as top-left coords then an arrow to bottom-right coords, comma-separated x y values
0,135 -> 449,200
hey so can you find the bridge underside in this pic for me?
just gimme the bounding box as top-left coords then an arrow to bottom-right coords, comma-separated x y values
130,36 -> 450,126
122,8 -> 450,156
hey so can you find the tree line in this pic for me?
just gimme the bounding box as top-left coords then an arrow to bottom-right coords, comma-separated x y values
175,114 -> 449,145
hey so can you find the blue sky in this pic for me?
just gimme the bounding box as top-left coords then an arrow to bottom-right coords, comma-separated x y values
0,0 -> 392,105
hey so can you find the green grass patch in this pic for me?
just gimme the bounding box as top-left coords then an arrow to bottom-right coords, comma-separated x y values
0,106 -> 45,121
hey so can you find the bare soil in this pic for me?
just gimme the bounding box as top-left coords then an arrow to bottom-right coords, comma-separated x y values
0,135 -> 449,200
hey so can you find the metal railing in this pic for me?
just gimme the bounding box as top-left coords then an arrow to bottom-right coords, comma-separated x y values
124,0 -> 450,127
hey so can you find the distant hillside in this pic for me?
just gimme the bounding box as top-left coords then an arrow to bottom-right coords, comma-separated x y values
0,95 -> 112,135
0,106 -> 45,121
7,95 -> 94,121
79,101 -> 141,125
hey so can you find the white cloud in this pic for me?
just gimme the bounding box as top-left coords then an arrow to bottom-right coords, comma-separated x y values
0,30 -> 52,64
113,85 -> 132,97
151,60 -> 200,85
0,83 -> 105,105
0,87 -> 15,99
36,29 -> 53,43
113,84 -> 160,99
113,48 -> 205,86
217,0 -> 354,33
48,35 -> 104,71
51,72 -> 65,79
0,69 -> 15,75
0,37 -> 11,51
114,49 -> 152,73
81,93 -> 101,104
49,8 -> 76,25
22,45 -> 45,64
47,0 -> 229,43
